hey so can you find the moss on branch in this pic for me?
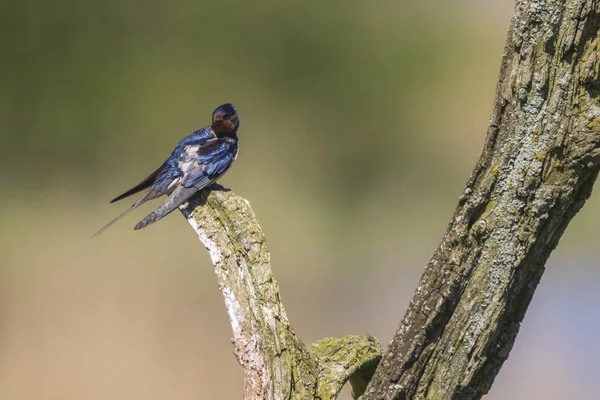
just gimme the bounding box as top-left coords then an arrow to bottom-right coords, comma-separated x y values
180,187 -> 382,399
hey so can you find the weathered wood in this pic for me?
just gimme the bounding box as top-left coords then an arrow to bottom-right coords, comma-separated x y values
361,1 -> 600,399
181,188 -> 382,399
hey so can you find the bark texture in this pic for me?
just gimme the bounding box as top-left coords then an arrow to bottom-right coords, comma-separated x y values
362,1 -> 600,399
181,188 -> 382,400
176,1 -> 600,399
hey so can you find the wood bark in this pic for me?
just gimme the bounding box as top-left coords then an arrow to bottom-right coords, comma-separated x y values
180,0 -> 600,398
181,188 -> 382,400
362,0 -> 600,398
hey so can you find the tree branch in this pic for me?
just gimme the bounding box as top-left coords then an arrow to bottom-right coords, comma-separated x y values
181,187 -> 382,399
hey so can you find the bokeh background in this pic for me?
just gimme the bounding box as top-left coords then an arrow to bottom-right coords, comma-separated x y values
1,1 -> 599,399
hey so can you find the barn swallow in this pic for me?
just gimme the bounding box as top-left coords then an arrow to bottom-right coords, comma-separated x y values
94,103 -> 239,236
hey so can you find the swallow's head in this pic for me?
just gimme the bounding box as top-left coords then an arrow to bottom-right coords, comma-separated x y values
212,103 -> 239,135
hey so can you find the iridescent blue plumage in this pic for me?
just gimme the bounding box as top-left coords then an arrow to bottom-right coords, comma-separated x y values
94,103 -> 239,236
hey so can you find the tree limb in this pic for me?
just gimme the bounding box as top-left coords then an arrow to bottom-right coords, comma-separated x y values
181,187 -> 382,399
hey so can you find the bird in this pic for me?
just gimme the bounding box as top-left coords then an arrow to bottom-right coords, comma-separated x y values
94,103 -> 240,236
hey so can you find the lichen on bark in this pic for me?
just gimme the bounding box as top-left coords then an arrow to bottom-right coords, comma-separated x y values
362,1 -> 600,399
181,187 -> 382,399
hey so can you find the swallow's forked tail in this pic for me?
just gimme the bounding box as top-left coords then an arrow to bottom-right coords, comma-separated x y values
134,185 -> 198,230
93,206 -> 137,237
94,184 -> 166,236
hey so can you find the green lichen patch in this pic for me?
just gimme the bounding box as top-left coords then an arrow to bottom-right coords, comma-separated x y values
309,335 -> 382,399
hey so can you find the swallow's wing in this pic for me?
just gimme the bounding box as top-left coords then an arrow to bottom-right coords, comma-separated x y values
110,127 -> 215,204
182,139 -> 236,188
133,139 -> 237,230
108,162 -> 166,203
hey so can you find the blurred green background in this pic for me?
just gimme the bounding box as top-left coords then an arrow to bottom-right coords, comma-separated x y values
1,1 -> 599,399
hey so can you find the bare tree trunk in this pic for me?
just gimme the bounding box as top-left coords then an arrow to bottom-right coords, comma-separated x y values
181,0 -> 600,399
362,0 -> 600,398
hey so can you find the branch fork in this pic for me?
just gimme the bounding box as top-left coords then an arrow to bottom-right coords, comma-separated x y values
181,187 -> 382,399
